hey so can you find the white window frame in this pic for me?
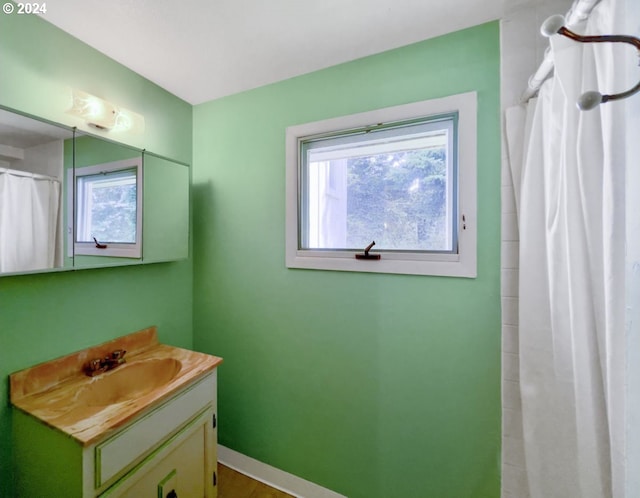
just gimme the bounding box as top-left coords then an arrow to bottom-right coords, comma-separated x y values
72,157 -> 143,258
285,91 -> 477,277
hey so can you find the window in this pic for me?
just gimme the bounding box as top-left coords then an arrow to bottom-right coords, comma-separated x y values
286,92 -> 476,277
73,157 -> 142,258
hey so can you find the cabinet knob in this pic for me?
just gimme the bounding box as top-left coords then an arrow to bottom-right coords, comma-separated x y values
167,490 -> 178,498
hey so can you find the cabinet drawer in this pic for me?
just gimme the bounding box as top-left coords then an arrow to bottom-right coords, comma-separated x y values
95,371 -> 216,487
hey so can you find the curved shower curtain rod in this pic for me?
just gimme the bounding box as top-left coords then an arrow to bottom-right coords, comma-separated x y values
521,0 -> 601,102
0,167 -> 59,182
540,14 -> 640,111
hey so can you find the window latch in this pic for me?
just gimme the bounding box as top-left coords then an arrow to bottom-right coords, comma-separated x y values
355,240 -> 381,260
93,237 -> 108,249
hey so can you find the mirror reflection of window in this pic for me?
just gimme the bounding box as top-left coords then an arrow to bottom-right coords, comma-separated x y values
76,168 -> 138,244
73,158 -> 142,258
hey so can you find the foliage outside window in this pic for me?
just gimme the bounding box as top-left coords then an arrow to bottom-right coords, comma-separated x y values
286,92 -> 477,277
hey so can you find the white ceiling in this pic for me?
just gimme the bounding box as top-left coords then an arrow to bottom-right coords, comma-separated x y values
0,109 -> 73,149
40,0 -> 505,105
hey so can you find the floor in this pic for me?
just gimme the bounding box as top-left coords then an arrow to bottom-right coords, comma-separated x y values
218,463 -> 295,498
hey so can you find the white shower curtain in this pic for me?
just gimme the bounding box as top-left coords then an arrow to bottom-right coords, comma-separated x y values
0,171 -> 61,273
505,0 -> 632,496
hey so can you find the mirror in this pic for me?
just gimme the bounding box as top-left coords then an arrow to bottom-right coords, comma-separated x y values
142,153 -> 189,263
0,107 -> 189,277
0,109 -> 74,275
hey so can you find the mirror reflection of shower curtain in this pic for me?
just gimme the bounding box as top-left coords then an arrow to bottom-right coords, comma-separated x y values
0,172 -> 61,273
504,0 -> 631,496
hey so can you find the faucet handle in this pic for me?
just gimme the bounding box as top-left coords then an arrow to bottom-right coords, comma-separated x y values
111,349 -> 126,360
88,358 -> 102,370
85,357 -> 107,376
109,349 -> 127,365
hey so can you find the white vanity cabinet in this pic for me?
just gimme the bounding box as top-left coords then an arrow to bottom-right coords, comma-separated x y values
111,417 -> 210,497
13,370 -> 218,498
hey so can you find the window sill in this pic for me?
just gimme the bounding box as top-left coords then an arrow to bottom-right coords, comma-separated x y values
286,250 -> 476,278
74,243 -> 141,259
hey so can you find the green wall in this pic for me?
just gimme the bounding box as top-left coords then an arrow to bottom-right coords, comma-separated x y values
193,22 -> 501,498
0,11 -> 193,498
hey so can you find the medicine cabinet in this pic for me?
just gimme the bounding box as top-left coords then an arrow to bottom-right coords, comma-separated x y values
0,106 -> 189,276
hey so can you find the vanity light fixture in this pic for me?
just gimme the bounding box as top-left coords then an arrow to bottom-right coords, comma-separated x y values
66,89 -> 145,133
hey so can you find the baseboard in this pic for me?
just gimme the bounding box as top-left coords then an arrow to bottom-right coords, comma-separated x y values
217,445 -> 347,498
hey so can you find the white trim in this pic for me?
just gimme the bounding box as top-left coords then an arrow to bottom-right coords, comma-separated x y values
285,91 -> 477,277
218,445 -> 347,498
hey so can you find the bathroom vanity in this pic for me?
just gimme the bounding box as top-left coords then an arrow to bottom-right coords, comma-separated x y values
10,327 -> 223,498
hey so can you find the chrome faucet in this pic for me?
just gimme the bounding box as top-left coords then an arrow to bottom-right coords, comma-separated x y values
84,349 -> 127,376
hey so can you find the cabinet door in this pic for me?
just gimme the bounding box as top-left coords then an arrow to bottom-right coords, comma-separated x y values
107,415 -> 214,498
142,153 -> 189,263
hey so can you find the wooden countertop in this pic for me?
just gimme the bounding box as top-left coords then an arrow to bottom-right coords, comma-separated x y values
10,326 -> 223,446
